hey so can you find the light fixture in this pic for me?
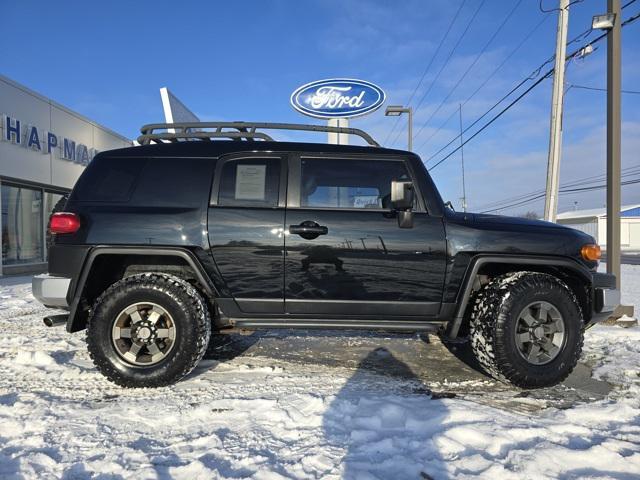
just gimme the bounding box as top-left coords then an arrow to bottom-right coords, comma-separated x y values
592,13 -> 615,30
384,105 -> 413,151
385,105 -> 407,116
577,44 -> 594,59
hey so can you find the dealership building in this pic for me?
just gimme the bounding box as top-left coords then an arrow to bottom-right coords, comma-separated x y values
557,205 -> 640,249
0,74 -> 131,276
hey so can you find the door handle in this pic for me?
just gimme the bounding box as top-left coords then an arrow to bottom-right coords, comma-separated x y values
289,221 -> 328,239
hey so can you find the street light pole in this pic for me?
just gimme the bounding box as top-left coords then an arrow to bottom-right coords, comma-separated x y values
385,106 -> 412,151
543,0 -> 570,223
607,0 -> 622,287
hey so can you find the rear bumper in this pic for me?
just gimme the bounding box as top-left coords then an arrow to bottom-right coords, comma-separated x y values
32,274 -> 71,309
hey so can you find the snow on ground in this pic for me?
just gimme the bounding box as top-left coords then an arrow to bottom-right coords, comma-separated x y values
0,266 -> 639,479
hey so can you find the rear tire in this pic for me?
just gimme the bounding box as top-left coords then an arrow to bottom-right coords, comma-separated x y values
87,273 -> 211,388
469,272 -> 583,389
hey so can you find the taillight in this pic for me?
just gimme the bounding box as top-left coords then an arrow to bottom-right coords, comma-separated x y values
49,212 -> 81,234
581,244 -> 602,262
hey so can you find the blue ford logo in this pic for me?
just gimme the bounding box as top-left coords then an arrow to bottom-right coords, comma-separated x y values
290,78 -> 386,119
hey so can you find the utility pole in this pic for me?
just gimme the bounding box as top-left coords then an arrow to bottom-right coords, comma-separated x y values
607,0 -> 622,287
407,107 -> 413,152
543,0 -> 570,222
459,103 -> 467,212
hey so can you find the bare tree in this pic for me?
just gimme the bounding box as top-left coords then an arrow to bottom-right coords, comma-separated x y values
518,211 -> 540,220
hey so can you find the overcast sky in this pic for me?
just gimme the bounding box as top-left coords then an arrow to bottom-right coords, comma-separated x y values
2,0 -> 639,216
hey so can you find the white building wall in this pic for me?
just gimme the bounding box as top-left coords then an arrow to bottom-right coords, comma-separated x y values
598,217 -> 607,246
556,218 -> 599,239
558,217 -> 640,248
627,219 -> 640,248
0,74 -> 131,189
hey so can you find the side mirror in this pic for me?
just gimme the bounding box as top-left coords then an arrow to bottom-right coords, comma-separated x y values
390,181 -> 414,210
397,210 -> 414,229
390,181 -> 414,229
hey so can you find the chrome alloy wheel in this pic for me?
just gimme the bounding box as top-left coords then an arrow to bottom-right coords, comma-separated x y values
514,301 -> 566,365
111,302 -> 176,366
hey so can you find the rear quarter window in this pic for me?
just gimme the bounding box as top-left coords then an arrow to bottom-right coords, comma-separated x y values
70,156 -> 214,207
71,156 -> 146,203
132,158 -> 214,207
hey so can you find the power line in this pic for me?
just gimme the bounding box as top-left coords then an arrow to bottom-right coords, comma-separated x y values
420,12 -> 553,149
383,0 -> 468,146
429,71 -> 552,170
475,165 -> 640,211
539,0 -> 584,13
422,0 -> 638,160
391,0 -> 487,147
564,177 -> 640,193
480,177 -> 640,213
420,27 -> 592,156
477,166 -> 640,212
421,72 -> 538,160
426,10 -> 640,172
412,0 -> 523,143
568,83 -> 640,94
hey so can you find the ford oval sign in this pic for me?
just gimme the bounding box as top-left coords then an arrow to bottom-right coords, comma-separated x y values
290,78 -> 386,119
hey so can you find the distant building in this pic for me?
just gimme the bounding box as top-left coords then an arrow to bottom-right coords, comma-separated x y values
557,205 -> 640,249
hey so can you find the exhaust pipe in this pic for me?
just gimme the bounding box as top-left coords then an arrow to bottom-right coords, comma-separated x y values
43,314 -> 68,327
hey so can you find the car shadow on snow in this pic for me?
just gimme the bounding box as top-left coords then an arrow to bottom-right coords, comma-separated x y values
322,347 -> 450,480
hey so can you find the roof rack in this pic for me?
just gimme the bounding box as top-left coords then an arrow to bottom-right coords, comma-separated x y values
137,122 -> 380,147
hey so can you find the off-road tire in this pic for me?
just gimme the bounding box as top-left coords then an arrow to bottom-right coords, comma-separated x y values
469,272 -> 583,389
87,273 -> 211,388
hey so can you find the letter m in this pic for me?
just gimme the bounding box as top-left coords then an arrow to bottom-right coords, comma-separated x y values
63,138 -> 76,161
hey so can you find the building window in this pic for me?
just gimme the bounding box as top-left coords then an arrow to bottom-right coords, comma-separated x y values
44,191 -> 66,260
1,184 -> 44,265
44,191 -> 65,219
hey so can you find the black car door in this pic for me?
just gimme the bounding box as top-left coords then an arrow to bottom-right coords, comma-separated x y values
284,155 -> 447,318
207,154 -> 287,314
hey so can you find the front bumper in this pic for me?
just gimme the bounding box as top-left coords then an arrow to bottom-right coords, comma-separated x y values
32,274 -> 71,309
590,272 -> 620,324
594,286 -> 620,314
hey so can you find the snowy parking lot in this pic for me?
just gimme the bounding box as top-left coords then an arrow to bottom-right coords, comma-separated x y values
1,267 -> 639,479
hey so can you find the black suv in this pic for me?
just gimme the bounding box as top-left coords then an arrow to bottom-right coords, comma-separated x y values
32,122 -> 619,389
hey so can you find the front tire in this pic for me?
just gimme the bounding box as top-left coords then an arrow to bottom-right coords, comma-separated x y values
87,273 -> 211,388
469,272 -> 583,389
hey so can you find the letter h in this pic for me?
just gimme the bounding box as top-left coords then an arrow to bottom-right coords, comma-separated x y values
3,115 -> 21,144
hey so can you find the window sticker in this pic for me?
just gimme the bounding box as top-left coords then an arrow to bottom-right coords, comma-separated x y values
235,164 -> 267,200
353,195 -> 380,208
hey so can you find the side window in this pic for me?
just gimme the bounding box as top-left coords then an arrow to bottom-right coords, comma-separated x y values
300,158 -> 412,209
218,158 -> 280,207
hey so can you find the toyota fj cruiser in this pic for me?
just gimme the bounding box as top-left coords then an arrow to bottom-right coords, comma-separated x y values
32,122 -> 619,388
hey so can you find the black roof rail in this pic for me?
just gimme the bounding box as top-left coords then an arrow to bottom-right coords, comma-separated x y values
137,122 -> 380,147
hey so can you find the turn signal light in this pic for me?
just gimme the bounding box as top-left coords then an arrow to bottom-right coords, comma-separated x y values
49,212 -> 81,234
581,244 -> 601,261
